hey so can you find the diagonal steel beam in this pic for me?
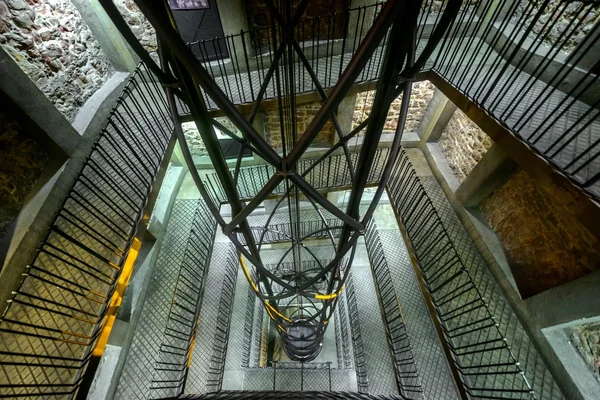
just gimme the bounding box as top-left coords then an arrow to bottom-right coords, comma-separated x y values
285,0 -> 404,167
248,0 -> 309,126
265,0 -> 356,179
133,0 -> 282,169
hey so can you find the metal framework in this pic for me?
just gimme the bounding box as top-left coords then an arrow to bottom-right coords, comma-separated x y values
100,0 -> 459,362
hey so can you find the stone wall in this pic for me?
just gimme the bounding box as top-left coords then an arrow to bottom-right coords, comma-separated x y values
264,101 -> 335,149
571,322 -> 600,384
0,110 -> 49,243
352,80 -> 435,135
115,0 -> 156,54
479,168 -> 600,297
0,0 -> 114,121
181,117 -> 242,157
513,1 -> 599,52
439,109 -> 493,183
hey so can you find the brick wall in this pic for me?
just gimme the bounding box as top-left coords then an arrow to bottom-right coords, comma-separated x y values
352,80 -> 435,134
439,109 -> 493,183
264,101 -> 335,149
479,168 -> 600,297
244,0 -> 349,47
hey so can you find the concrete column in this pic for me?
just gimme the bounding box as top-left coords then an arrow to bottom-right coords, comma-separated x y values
217,0 -> 250,64
264,199 -> 278,214
454,143 -> 517,207
348,0 -> 378,45
71,0 -> 137,72
327,191 -> 341,205
570,19 -> 600,72
417,88 -> 457,144
0,48 -> 81,155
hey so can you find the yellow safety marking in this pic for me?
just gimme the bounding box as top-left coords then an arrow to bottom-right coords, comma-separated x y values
265,302 -> 292,323
240,256 -> 258,292
92,238 -> 140,357
314,285 -> 344,300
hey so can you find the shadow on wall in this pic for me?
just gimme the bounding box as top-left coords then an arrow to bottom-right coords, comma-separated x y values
479,168 -> 600,298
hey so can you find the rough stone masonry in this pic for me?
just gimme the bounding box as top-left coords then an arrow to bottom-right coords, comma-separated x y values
0,0 -> 114,121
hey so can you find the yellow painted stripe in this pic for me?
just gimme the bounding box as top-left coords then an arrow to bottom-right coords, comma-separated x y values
265,302 -> 292,323
240,256 -> 258,292
315,285 -> 344,300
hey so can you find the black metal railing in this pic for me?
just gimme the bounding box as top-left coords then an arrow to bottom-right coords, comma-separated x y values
0,63 -> 172,399
180,391 -> 405,399
365,222 -> 423,400
270,361 -> 333,391
150,201 -> 216,399
186,2 -> 387,108
203,147 -> 390,205
430,0 -> 600,195
345,275 -> 369,393
242,270 -> 267,369
242,271 -> 257,368
335,289 -> 353,370
206,246 -> 238,393
387,151 -> 535,399
239,218 -> 340,246
184,1 -> 600,198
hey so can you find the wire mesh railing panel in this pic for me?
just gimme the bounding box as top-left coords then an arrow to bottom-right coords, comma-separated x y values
184,0 -> 599,198
206,246 -> 239,393
345,275 -> 369,393
429,0 -> 600,196
203,147 -> 390,205
0,63 -> 172,399
150,201 -> 216,399
387,151 -> 536,400
365,222 -> 424,400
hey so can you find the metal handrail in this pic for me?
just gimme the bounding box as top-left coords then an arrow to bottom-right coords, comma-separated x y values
184,1 -> 600,198
0,63 -> 172,399
150,201 -> 217,398
365,222 -> 423,400
388,150 -> 536,399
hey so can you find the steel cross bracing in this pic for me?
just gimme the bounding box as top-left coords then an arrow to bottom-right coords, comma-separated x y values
101,0 -> 460,362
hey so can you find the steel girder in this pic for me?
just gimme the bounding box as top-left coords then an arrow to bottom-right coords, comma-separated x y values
100,0 -> 460,362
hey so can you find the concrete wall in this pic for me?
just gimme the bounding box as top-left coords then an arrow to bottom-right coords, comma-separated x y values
0,0 -> 115,121
479,168 -> 600,297
0,110 -> 49,244
439,109 -> 494,183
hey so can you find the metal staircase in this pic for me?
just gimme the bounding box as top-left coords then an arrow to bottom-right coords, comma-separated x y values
1,0 -> 597,398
